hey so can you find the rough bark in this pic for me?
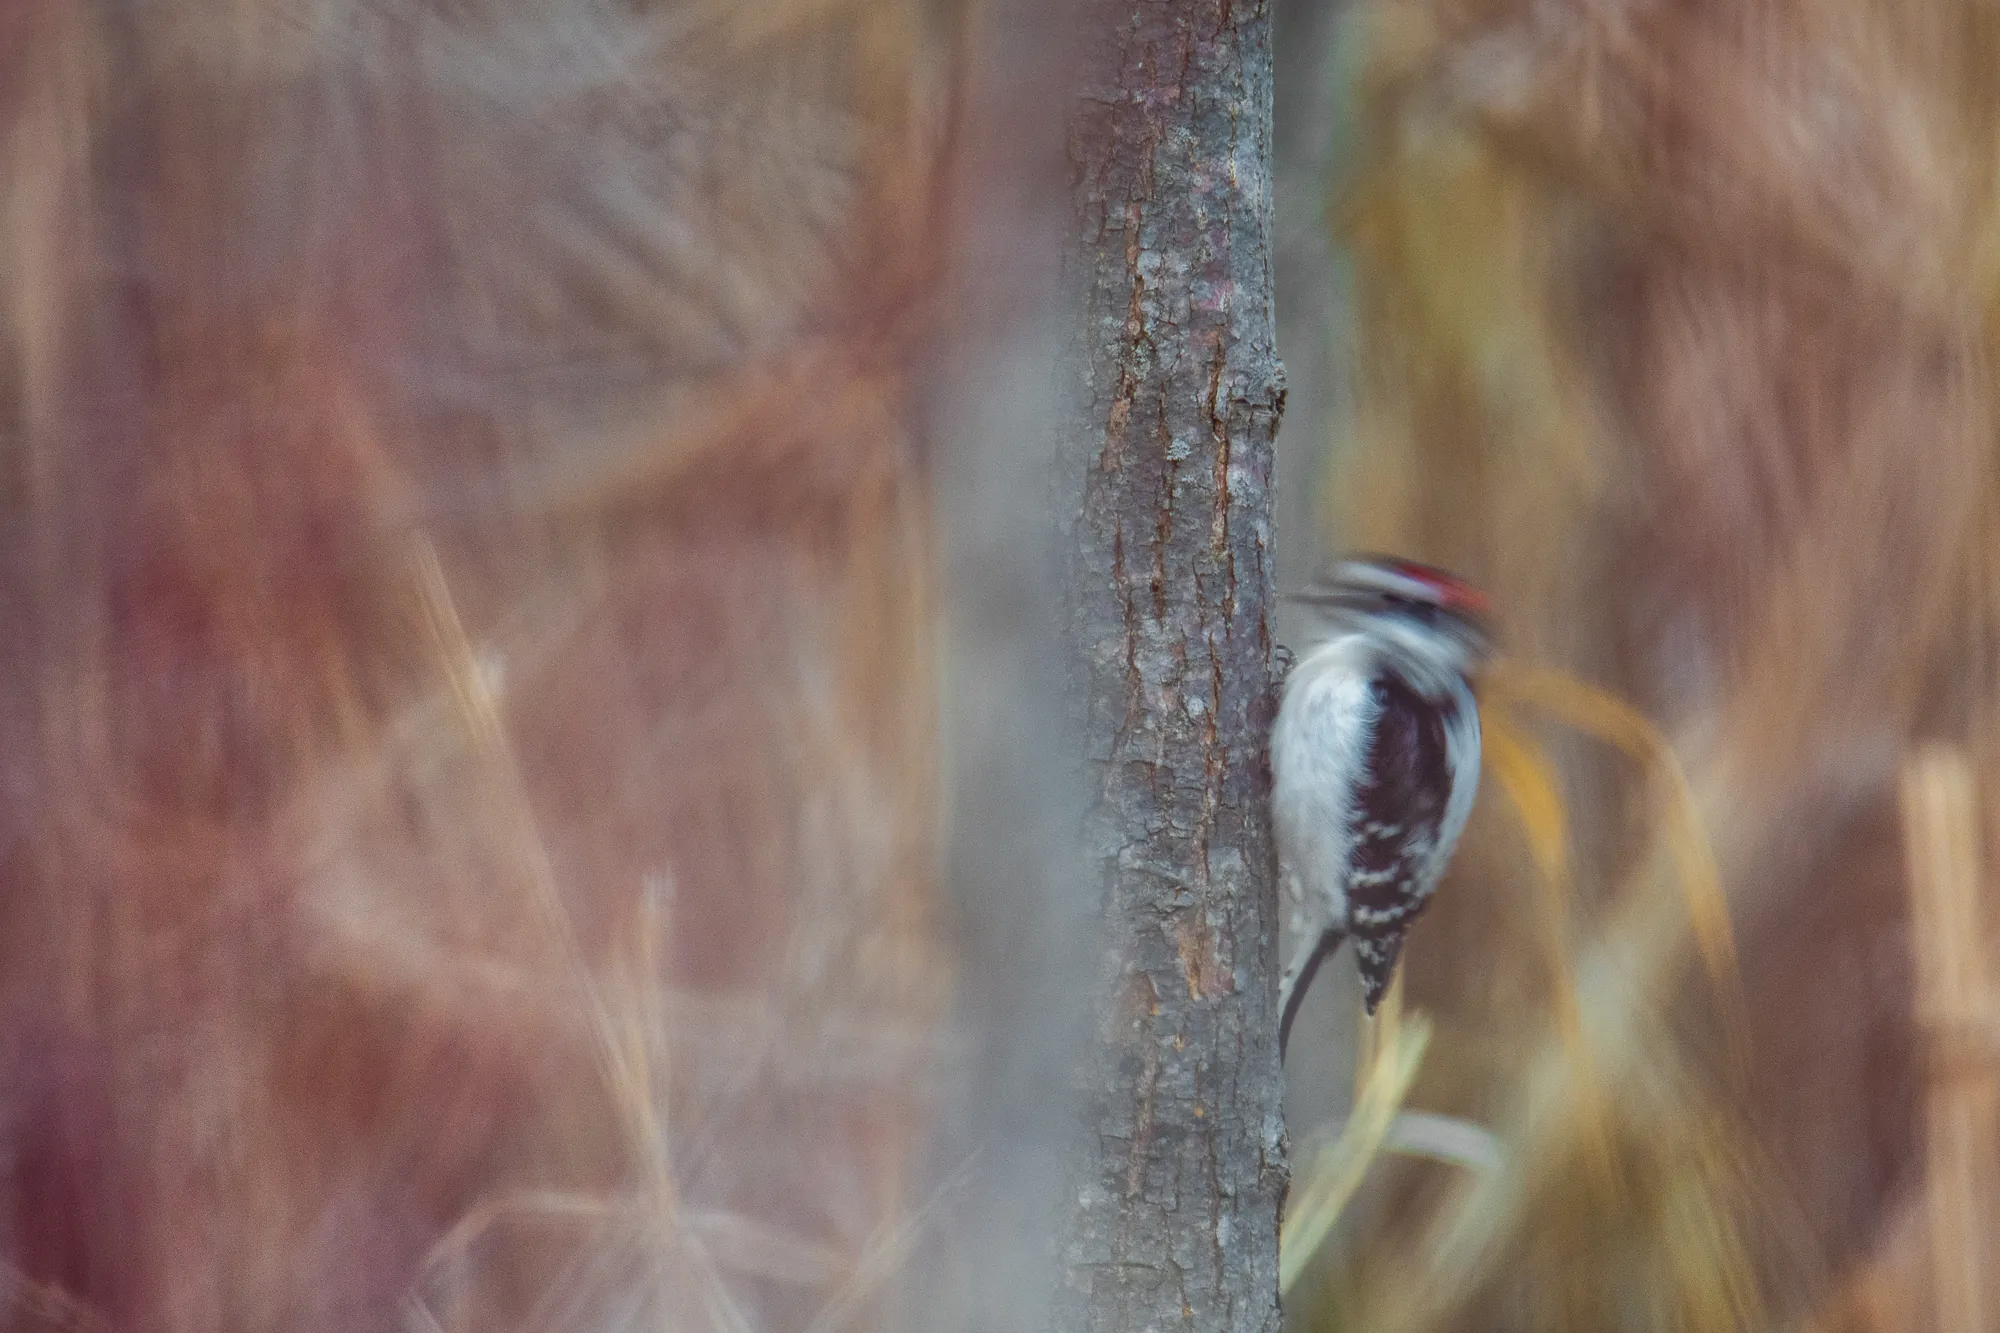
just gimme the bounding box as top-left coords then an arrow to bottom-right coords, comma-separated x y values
1055,3 -> 1288,1332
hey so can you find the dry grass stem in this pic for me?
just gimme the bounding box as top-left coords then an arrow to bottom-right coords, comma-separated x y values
1899,746 -> 1999,1333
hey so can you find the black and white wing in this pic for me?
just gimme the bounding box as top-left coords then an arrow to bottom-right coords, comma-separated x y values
1344,671 -> 1455,1012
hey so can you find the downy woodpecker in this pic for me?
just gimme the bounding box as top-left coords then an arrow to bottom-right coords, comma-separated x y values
1273,556 -> 1491,1056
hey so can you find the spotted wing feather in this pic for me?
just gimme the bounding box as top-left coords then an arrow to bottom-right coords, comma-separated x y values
1345,672 -> 1453,1012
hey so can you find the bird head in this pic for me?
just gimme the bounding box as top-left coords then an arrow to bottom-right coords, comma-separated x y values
1286,555 -> 1493,677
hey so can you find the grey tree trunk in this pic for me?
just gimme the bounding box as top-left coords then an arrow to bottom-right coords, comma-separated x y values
1055,3 -> 1288,1332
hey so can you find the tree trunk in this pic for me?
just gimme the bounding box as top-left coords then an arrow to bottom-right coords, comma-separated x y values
1055,3 -> 1288,1331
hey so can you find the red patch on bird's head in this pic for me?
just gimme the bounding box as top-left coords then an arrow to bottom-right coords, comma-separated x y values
1383,560 -> 1491,615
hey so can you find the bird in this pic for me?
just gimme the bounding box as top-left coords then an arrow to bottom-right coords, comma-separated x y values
1271,555 -> 1492,1057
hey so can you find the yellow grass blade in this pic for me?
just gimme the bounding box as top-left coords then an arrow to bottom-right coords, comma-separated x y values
1481,704 -> 1616,1183
1483,660 -> 1749,1075
1282,1007 -> 1433,1295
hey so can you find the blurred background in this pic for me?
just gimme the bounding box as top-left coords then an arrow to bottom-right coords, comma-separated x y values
0,3 -> 1090,1330
1,0 -> 1997,1331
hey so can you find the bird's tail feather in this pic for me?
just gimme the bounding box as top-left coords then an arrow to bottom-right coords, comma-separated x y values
1354,932 -> 1407,1015
1278,928 -> 1345,1059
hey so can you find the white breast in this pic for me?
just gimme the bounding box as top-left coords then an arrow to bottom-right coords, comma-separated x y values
1270,633 -> 1380,931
